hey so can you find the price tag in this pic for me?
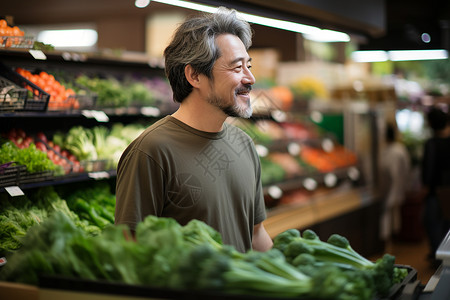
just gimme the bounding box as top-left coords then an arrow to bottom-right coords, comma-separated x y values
29,50 -> 47,60
88,171 -> 110,180
141,106 -> 160,117
4,186 -> 25,197
91,110 -> 109,122
82,110 -> 109,122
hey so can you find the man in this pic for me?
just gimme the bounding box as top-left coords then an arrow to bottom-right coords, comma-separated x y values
379,123 -> 410,252
115,7 -> 273,253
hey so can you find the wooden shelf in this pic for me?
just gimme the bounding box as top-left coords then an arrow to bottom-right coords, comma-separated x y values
265,185 -> 369,238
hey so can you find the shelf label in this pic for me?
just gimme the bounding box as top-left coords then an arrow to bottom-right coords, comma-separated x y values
88,171 -> 110,180
29,50 -> 47,60
4,186 -> 25,197
82,110 -> 109,122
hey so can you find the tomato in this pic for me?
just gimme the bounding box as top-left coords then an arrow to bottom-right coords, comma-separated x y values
35,142 -> 47,153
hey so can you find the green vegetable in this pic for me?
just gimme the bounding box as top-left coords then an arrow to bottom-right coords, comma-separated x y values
273,228 -> 406,298
173,244 -> 312,298
0,141 -> 61,174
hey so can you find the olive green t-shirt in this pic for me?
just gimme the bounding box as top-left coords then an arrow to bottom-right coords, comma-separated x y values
115,116 -> 266,252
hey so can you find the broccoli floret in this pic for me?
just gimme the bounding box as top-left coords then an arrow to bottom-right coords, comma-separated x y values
327,233 -> 350,248
284,240 -> 315,262
272,228 -> 300,253
272,229 -> 400,297
302,229 -> 319,240
310,264 -> 375,300
393,266 -> 409,284
371,254 -> 396,296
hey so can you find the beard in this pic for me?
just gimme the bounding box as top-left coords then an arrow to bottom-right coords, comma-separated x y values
207,84 -> 253,119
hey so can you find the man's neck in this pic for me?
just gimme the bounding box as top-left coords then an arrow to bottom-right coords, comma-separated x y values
171,96 -> 227,133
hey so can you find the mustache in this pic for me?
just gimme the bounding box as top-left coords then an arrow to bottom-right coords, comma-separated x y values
235,84 -> 252,94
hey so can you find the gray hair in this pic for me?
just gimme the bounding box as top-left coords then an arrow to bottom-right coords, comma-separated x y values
164,7 -> 253,103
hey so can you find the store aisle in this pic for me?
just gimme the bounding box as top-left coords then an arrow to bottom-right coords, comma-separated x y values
369,238 -> 438,285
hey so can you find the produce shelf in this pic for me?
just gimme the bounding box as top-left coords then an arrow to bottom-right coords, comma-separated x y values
17,264 -> 418,300
0,170 -> 117,191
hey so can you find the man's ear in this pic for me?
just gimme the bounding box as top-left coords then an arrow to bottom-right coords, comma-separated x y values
184,64 -> 201,88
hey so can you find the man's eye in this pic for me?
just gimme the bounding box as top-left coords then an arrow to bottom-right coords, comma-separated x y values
247,65 -> 252,69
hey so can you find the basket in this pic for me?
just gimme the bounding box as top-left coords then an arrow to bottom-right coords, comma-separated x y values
0,36 -> 35,49
0,163 -> 26,187
0,62 -> 49,111
0,76 -> 27,112
20,170 -> 54,184
80,159 -> 112,172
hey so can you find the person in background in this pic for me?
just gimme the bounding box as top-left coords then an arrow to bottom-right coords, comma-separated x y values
421,106 -> 450,263
379,123 -> 411,253
115,7 -> 273,253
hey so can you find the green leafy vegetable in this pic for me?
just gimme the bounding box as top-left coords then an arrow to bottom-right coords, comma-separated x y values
273,228 -> 408,298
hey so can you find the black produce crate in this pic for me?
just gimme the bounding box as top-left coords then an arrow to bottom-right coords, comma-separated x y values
38,265 -> 419,300
0,62 -> 49,111
0,76 -> 27,112
0,163 -> 26,187
20,170 -> 53,184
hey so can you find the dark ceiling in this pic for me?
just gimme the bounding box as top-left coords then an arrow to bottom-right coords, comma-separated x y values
360,0 -> 450,51
1,0 -> 449,51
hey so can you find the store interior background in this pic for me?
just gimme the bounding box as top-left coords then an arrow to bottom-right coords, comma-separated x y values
2,0 -> 450,285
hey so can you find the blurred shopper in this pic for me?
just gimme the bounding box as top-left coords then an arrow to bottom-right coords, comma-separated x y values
379,123 -> 411,252
421,106 -> 450,262
115,7 -> 273,253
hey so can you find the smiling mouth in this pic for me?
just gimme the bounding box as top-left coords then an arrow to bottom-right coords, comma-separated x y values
236,85 -> 252,97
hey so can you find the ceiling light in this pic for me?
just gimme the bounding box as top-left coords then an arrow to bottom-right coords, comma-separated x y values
351,50 -> 388,62
388,49 -> 448,61
351,49 -> 448,62
303,29 -> 350,43
135,0 -> 151,8
151,0 -> 350,42
421,33 -> 431,43
37,29 -> 98,48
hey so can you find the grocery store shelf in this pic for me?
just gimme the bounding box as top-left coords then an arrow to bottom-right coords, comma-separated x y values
0,170 -> 117,192
264,185 -> 372,238
0,48 -> 164,69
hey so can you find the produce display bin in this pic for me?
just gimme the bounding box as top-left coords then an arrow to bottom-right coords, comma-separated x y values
80,159 -> 113,172
0,36 -> 35,49
20,170 -> 54,184
36,264 -> 420,300
0,76 -> 27,112
0,62 -> 49,112
0,163 -> 26,187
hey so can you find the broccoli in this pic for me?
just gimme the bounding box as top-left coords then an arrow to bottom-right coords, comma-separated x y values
172,244 -> 312,298
273,229 -> 406,297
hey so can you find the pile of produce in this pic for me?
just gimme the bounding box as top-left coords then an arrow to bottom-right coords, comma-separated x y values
15,68 -> 79,110
0,210 -> 408,300
2,128 -> 81,175
75,75 -> 157,108
0,140 -> 62,175
53,123 -> 146,169
0,19 -> 26,48
0,183 -> 116,253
